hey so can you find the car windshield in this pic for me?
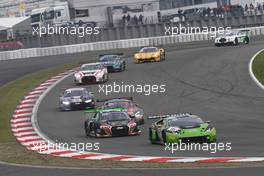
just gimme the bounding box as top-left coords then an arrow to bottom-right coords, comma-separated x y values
64,90 -> 83,97
81,64 -> 101,71
238,31 -> 248,35
139,47 -> 158,53
101,112 -> 129,121
105,101 -> 130,109
217,31 -> 235,37
100,55 -> 118,62
31,14 -> 41,23
167,116 -> 203,127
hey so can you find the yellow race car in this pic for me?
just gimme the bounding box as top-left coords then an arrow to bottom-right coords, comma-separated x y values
134,46 -> 165,64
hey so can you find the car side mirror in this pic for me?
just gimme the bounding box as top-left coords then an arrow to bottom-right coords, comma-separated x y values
205,121 -> 211,124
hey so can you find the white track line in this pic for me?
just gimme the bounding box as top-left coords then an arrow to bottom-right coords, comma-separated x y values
249,49 -> 264,90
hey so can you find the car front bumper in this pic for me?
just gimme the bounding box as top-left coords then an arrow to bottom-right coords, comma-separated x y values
61,102 -> 95,111
166,130 -> 217,144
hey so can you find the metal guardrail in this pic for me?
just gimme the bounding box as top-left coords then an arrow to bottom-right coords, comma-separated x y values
0,26 -> 264,61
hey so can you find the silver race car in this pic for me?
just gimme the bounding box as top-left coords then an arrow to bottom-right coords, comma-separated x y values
74,63 -> 108,85
214,30 -> 250,47
60,87 -> 95,111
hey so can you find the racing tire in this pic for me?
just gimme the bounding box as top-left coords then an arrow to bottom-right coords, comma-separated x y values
84,122 -> 90,136
122,63 -> 126,71
59,106 -> 64,112
163,52 -> 166,61
102,74 -> 108,83
105,74 -> 108,82
94,126 -> 100,138
134,60 -> 140,64
215,43 -> 221,47
155,56 -> 161,62
244,37 -> 249,44
234,38 -> 238,45
162,130 -> 167,144
209,139 -> 217,143
120,63 -> 125,72
149,128 -> 156,144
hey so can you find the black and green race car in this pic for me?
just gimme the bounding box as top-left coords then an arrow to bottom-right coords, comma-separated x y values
84,108 -> 141,137
149,113 -> 216,144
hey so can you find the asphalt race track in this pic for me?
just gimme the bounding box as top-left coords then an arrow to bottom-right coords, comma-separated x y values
37,41 -> 264,157
1,163 -> 264,176
1,41 -> 264,175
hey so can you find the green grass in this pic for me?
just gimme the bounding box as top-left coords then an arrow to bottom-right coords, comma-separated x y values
252,50 -> 264,85
0,64 -> 77,142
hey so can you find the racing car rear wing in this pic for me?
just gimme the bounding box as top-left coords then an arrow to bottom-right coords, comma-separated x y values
99,53 -> 124,57
96,96 -> 133,102
84,108 -> 126,113
139,45 -> 164,49
148,113 -> 192,119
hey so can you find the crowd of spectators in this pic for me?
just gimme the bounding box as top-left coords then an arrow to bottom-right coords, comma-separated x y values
122,14 -> 145,26
119,3 -> 264,26
181,3 -> 264,21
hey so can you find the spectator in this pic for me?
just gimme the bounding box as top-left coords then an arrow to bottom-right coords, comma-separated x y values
139,14 -> 143,25
245,4 -> 249,15
122,14 -> 126,26
178,8 -> 183,21
133,15 -> 138,25
257,3 -> 262,14
225,5 -> 231,17
249,3 -> 254,15
216,7 -> 221,17
213,8 -> 217,17
202,8 -> 206,17
221,6 -> 225,18
207,7 -> 211,17
126,14 -> 131,25
240,6 -> 245,16
144,17 -> 148,24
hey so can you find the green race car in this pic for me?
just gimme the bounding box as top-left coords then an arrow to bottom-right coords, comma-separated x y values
149,113 -> 216,144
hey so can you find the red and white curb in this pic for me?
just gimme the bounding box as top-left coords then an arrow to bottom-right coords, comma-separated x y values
11,69 -> 264,163
249,48 -> 264,90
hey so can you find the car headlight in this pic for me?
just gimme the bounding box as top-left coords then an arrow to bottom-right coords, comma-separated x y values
85,99 -> 92,103
62,101 -> 70,105
134,54 -> 140,58
100,124 -> 111,129
134,111 -> 142,118
128,121 -> 137,128
204,124 -> 214,133
74,73 -> 81,78
153,53 -> 159,57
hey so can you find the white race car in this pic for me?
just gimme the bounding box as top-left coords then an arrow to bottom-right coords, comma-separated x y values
74,63 -> 108,84
214,30 -> 250,47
